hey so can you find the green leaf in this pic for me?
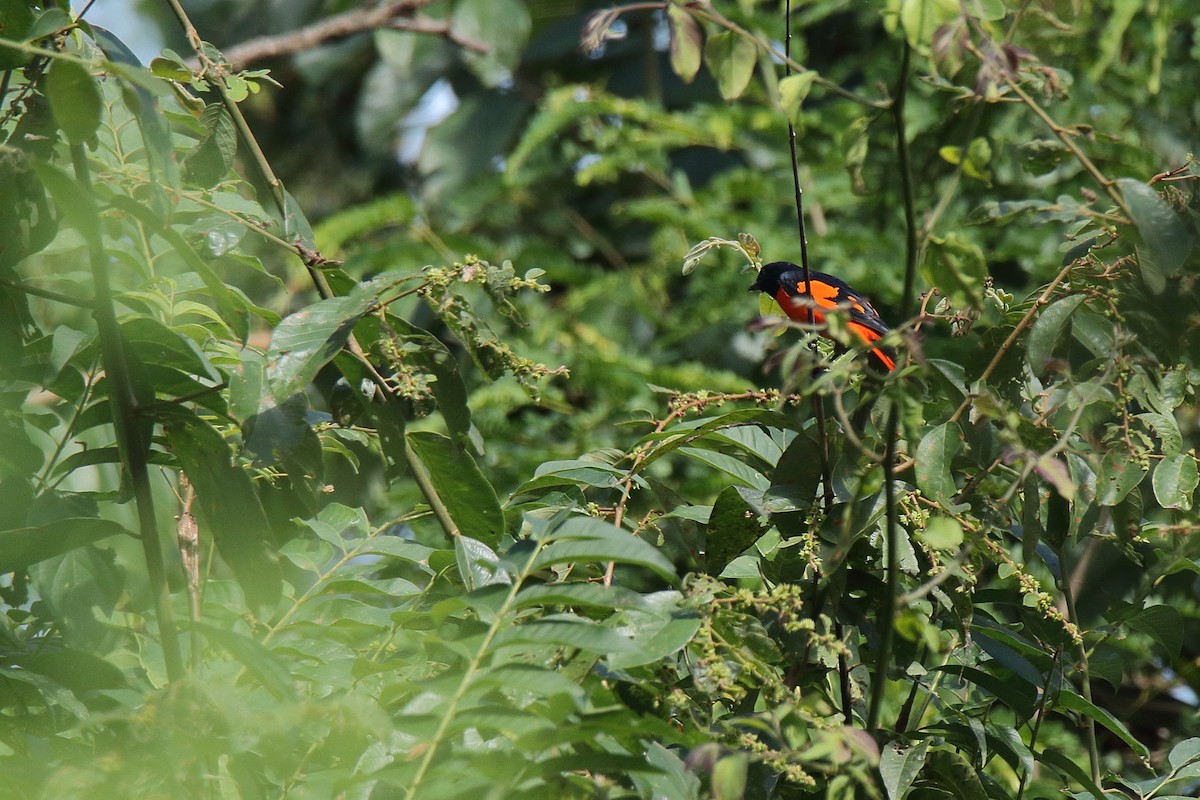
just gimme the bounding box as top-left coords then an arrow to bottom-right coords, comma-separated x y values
268,275 -> 405,399
920,749 -> 987,799
712,752 -> 749,800
704,31 -> 757,101
1137,412 -> 1182,457
935,665 -> 1037,718
182,102 -> 237,188
706,485 -> 767,575
1096,450 -> 1147,507
1152,452 -> 1197,511
923,233 -> 986,309
534,516 -> 677,584
1034,747 -> 1108,800
511,582 -> 646,612
880,738 -> 930,800
46,59 -> 102,144
496,615 -> 635,654
107,195 -> 251,339
93,27 -> 181,192
150,56 -> 193,82
161,407 -> 282,609
915,422 -> 962,502
32,162 -> 101,250
779,71 -> 818,126
919,516 -> 963,550
406,431 -> 504,546
1053,689 -> 1150,759
390,317 -> 472,443
1118,178 -> 1193,291
0,0 -> 35,69
1168,738 -> 1200,769
452,0 -> 531,87
1027,294 -> 1085,372
678,446 -> 769,490
939,137 -> 992,183
604,602 -> 701,669
667,4 -> 702,83
1070,311 -> 1115,359
1125,604 -> 1182,661
196,621 -> 296,699
0,517 -> 131,572
455,535 -> 508,590
898,0 -> 959,51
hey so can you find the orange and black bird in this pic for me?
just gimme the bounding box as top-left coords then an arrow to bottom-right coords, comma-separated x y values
749,261 -> 896,372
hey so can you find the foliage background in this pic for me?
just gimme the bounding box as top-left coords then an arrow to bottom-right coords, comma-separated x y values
2,0 -> 1200,798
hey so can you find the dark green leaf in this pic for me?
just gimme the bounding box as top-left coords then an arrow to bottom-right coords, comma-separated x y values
32,162 -> 101,250
1053,689 -> 1149,759
1096,450 -> 1147,507
390,317 -> 472,443
1027,294 -> 1085,372
0,517 -> 131,572
534,516 -> 677,584
196,621 -> 295,699
182,102 -> 237,187
46,59 -> 102,143
161,407 -> 282,609
0,0 -> 35,69
268,276 -> 405,400
1125,604 -> 1182,661
705,485 -> 767,575
935,665 -> 1037,718
1035,747 -> 1108,799
915,422 -> 962,502
1118,178 -> 1193,285
919,749 -> 987,799
407,431 -> 503,546
923,233 -> 986,308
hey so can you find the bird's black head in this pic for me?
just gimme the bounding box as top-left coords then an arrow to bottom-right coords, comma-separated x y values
748,261 -> 801,295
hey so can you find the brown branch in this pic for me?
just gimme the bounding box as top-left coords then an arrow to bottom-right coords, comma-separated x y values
209,0 -> 489,70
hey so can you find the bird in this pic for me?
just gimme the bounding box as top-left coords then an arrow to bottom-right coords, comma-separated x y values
748,261 -> 896,372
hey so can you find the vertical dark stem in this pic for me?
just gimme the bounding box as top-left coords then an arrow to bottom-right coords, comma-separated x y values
893,41 -> 918,320
869,37 -> 916,736
1055,545 -> 1102,784
1017,647 -> 1062,800
74,143 -> 184,682
784,3 -> 833,511
868,403 -> 899,734
785,0 -> 848,723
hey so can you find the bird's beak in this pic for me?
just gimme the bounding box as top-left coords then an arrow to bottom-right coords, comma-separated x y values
747,279 -> 760,293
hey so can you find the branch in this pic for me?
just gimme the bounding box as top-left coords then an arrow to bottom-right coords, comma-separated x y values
212,0 -> 489,70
